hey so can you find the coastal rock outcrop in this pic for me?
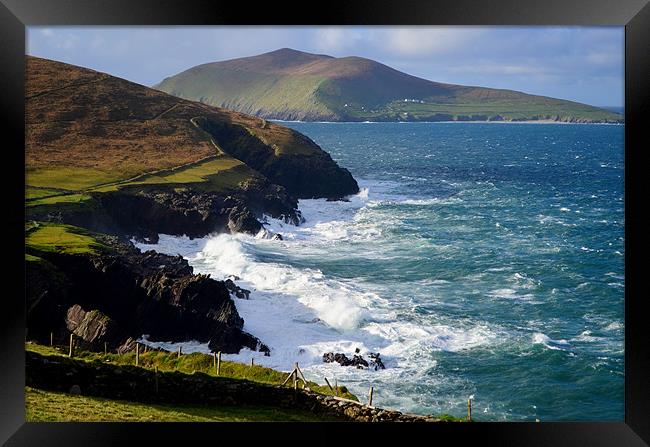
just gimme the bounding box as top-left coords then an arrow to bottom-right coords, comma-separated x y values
197,116 -> 360,200
323,350 -> 385,370
65,304 -> 129,350
26,237 -> 268,355
224,279 -> 251,299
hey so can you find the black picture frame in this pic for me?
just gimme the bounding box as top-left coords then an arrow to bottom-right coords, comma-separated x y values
1,0 -> 648,445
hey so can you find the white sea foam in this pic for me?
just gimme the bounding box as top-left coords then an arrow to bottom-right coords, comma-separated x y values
400,197 -> 461,206
571,330 -> 602,343
133,179 -> 503,394
135,229 -> 500,378
137,336 -> 211,355
488,288 -> 519,299
487,279 -> 536,301
537,214 -> 577,227
532,333 -> 570,351
604,321 -> 624,331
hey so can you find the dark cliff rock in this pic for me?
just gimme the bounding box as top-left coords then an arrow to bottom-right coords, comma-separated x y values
65,304 -> 130,350
224,279 -> 251,300
260,153 -> 359,199
200,117 -> 359,199
26,238 -> 269,354
26,185 -> 303,242
323,351 -> 385,370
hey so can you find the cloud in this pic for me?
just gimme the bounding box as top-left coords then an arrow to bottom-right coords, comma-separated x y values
313,28 -> 347,52
35,28 -> 79,51
586,51 -> 621,65
311,28 -> 368,54
383,27 -> 485,56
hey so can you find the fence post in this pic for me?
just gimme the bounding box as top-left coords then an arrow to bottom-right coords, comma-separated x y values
154,366 -> 159,395
213,352 -> 217,371
324,377 -> 334,391
368,386 -> 374,407
251,358 -> 254,367
68,333 -> 74,357
295,363 -> 308,386
50,332 -> 53,347
335,379 -> 338,396
217,351 -> 221,376
135,342 -> 140,366
177,346 -> 182,358
104,342 -> 107,356
467,398 -> 472,422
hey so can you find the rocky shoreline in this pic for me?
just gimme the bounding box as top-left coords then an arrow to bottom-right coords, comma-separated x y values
26,234 -> 268,355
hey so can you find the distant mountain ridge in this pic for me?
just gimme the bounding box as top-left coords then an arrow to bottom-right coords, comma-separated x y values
155,48 -> 622,124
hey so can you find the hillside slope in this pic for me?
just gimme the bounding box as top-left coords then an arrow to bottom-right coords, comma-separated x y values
26,56 -> 359,241
155,48 -> 622,123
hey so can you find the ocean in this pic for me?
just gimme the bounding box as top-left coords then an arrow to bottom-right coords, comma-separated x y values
135,122 -> 624,421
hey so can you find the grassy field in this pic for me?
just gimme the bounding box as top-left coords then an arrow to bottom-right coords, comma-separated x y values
89,155 -> 250,194
26,167 -> 125,191
26,343 -> 358,401
25,153 -> 254,208
25,222 -> 106,255
26,386 -> 340,422
26,193 -> 93,208
26,187 -> 72,200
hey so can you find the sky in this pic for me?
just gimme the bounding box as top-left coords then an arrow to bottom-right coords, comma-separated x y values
27,26 -> 624,107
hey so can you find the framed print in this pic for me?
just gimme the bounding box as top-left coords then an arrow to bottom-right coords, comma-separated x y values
1,0 -> 648,445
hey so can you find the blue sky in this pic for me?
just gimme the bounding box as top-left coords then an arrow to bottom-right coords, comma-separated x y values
27,26 -> 624,107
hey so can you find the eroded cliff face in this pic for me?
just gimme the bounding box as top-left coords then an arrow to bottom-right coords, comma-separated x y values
26,181 -> 302,243
26,236 -> 268,354
197,117 -> 359,199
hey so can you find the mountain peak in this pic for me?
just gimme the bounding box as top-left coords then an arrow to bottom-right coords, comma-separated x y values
263,48 -> 329,58
203,48 -> 332,74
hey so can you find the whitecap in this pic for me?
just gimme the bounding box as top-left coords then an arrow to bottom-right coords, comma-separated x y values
532,333 -> 570,351
604,322 -> 624,331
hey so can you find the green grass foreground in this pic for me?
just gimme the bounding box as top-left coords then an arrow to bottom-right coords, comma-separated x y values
26,343 -> 466,422
25,222 -> 106,255
26,343 -> 358,401
25,386 -> 339,422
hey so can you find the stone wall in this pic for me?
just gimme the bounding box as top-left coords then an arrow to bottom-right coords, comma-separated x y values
26,351 -> 446,422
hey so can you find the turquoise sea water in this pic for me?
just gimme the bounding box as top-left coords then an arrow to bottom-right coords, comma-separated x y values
140,122 -> 624,421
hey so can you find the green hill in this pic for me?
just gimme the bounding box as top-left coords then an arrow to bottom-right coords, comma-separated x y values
155,48 -> 622,123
